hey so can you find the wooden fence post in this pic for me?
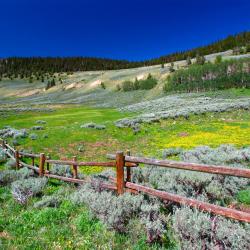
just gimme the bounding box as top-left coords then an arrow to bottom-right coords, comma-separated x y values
32,157 -> 35,166
39,153 -> 46,177
116,151 -> 125,195
15,150 -> 20,169
126,150 -> 131,182
47,154 -> 50,171
72,156 -> 78,179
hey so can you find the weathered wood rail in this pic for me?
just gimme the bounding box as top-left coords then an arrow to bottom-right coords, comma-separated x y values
1,138 -> 250,223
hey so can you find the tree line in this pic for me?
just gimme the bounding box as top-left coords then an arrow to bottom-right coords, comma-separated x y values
0,31 -> 249,81
164,58 -> 250,93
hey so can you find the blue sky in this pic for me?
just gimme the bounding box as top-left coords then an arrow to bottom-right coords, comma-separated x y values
0,0 -> 249,60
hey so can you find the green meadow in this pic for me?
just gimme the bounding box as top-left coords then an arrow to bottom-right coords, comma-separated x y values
0,105 -> 249,173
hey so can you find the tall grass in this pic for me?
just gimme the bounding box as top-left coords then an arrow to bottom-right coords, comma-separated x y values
164,58 -> 250,93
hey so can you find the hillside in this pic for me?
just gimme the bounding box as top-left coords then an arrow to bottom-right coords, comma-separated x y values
0,50 -> 249,106
1,41 -> 250,250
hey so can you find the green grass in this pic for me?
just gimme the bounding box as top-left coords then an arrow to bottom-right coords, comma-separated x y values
237,189 -> 250,205
0,183 -> 164,250
0,105 -> 249,173
0,104 -> 250,249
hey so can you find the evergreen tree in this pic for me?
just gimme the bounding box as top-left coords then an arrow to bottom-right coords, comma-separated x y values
215,55 -> 222,64
186,57 -> 192,65
133,77 -> 140,90
169,62 -> 175,72
100,82 -> 106,89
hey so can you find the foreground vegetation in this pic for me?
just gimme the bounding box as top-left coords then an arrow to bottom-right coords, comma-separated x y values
0,143 -> 249,249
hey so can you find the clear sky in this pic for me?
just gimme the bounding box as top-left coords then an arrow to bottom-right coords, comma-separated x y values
0,0 -> 249,61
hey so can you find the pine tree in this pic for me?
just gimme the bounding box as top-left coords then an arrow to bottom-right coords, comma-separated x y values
100,82 -> 106,89
186,57 -> 192,65
133,77 -> 140,90
169,62 -> 175,72
215,55 -> 222,64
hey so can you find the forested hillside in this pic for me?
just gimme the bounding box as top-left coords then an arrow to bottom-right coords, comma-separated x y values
0,31 -> 249,80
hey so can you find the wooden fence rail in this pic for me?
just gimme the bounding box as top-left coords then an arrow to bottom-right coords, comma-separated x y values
107,154 -> 250,179
0,138 -> 250,223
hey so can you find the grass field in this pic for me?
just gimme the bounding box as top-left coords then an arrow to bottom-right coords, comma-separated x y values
0,105 -> 249,173
1,105 -> 250,249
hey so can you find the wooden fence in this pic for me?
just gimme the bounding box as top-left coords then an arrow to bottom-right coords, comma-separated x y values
1,138 -> 250,223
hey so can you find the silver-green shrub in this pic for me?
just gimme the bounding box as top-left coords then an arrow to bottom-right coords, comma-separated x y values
71,184 -> 144,232
116,95 -> 250,128
33,186 -> 71,208
29,133 -> 38,140
0,148 -> 7,163
0,167 -> 33,186
132,145 -> 250,204
5,158 -> 17,169
50,164 -> 72,177
80,122 -> 106,130
36,120 -> 46,124
0,127 -> 28,139
11,177 -> 47,204
172,207 -> 250,250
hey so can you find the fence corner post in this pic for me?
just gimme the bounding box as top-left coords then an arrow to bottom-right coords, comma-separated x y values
15,150 -> 20,169
116,151 -> 125,195
39,153 -> 46,177
72,156 -> 78,179
126,150 -> 131,182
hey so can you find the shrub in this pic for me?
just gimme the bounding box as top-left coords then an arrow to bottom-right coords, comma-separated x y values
31,126 -> 44,130
5,158 -> 17,169
33,186 -> 71,208
0,127 -> 28,139
71,184 -> 144,232
172,207 -> 250,249
80,123 -> 106,130
29,133 -> 38,140
50,164 -> 72,177
0,148 -> 7,163
0,167 -> 33,186
11,177 -> 47,204
35,120 -> 46,124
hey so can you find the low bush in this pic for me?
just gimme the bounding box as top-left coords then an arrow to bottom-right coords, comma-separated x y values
5,158 -> 17,169
0,167 -> 33,186
80,122 -> 106,130
172,206 -> 250,249
0,127 -> 28,139
31,126 -> 44,130
50,164 -> 73,177
71,184 -> 144,232
0,148 -> 7,163
11,177 -> 47,204
33,186 -> 71,208
36,120 -> 46,124
29,133 -> 38,140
